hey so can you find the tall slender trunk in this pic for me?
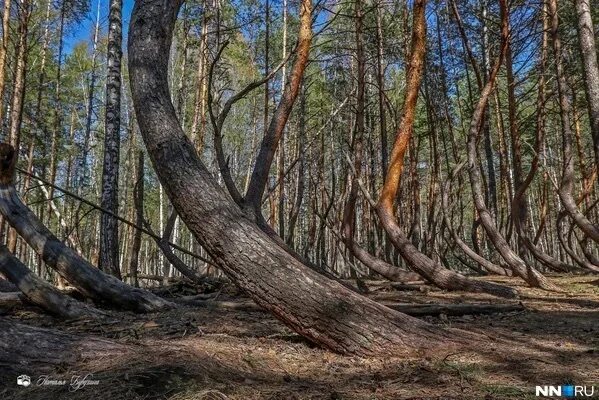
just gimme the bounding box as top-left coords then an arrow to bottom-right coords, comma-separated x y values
375,0 -> 388,181
190,0 -> 209,151
376,0 -> 516,298
342,0 -> 365,265
0,0 -> 11,133
47,2 -> 66,223
80,0 -> 101,192
244,0 -> 312,213
548,0 -> 599,244
465,0 -> 558,291
99,0 -> 123,278
7,0 -> 29,152
504,21 -> 525,257
129,150 -> 143,287
575,0 -> 599,169
277,0 -> 288,238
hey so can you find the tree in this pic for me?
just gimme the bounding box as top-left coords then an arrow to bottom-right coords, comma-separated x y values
375,0 -> 517,298
548,0 -> 599,244
0,0 -> 11,133
99,0 -> 123,279
575,0 -> 599,169
128,0 -> 464,356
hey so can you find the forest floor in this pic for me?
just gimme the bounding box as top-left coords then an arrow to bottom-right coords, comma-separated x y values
1,275 -> 598,400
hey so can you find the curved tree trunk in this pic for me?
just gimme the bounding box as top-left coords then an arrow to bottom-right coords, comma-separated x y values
375,0 -> 517,299
510,2 -> 576,274
0,245 -> 98,319
464,0 -> 559,291
128,0 -> 467,356
441,162 -> 511,276
244,0 -> 312,213
0,144 -> 173,313
548,0 -> 599,244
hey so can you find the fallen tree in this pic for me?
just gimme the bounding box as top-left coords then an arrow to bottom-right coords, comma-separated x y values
0,143 -> 174,313
128,0 -> 475,356
0,245 -> 98,319
0,318 -> 130,378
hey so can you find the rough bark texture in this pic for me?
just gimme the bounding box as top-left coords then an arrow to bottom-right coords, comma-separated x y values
0,144 -> 173,312
128,0 -> 464,356
0,318 -> 130,380
575,0 -> 599,168
0,245 -> 97,319
99,0 -> 123,278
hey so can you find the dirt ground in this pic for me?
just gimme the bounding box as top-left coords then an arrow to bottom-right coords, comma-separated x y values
0,275 -> 598,400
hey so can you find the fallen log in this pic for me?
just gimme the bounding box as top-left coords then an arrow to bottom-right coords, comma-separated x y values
0,292 -> 22,307
0,143 -> 174,313
180,298 -> 525,317
0,245 -> 99,319
382,302 -> 525,316
0,277 -> 18,292
0,318 -> 130,378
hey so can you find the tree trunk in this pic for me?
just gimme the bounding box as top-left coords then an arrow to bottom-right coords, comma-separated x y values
6,0 -> 29,153
375,0 -> 517,298
511,3 -> 576,273
127,0 -> 470,356
575,0 -> 599,169
0,318 -> 129,379
0,245 -> 97,319
244,0 -> 312,214
79,0 -> 102,191
0,0 -> 11,132
548,0 -> 599,244
465,0 -> 559,291
128,150 -> 144,288
99,0 -> 124,279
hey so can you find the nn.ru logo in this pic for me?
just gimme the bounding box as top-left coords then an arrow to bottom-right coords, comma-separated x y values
535,385 -> 595,397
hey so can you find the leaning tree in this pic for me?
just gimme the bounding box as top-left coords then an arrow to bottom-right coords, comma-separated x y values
127,0 -> 474,356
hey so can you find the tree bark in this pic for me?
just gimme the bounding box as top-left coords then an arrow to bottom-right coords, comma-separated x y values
128,0 -> 467,356
99,0 -> 123,279
6,0 -> 30,153
0,0 -> 11,133
575,0 -> 599,169
128,150 -> 144,288
0,245 -> 97,319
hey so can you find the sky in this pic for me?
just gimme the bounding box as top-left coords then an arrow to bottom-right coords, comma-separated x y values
65,0 -> 135,53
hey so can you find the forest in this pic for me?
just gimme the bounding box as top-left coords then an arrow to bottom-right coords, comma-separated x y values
0,0 -> 598,398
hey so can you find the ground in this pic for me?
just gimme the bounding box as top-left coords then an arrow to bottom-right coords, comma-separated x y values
0,275 -> 598,399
